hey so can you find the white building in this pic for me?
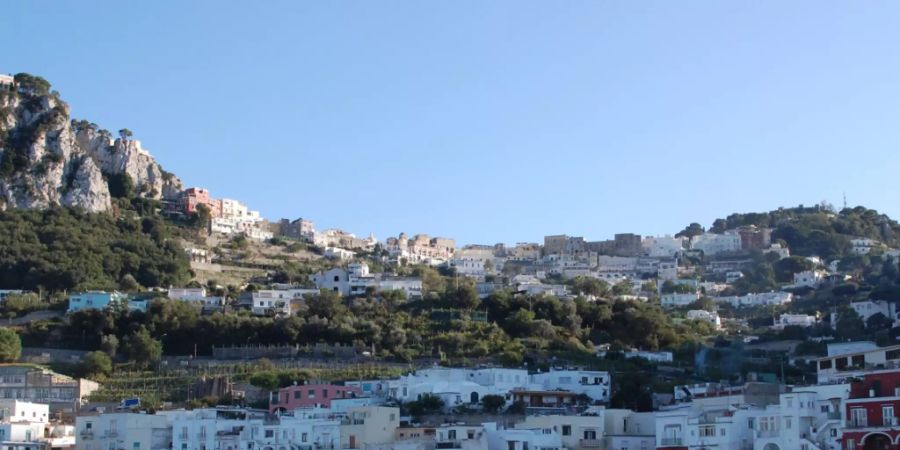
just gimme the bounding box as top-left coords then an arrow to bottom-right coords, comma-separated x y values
714,292 -> 793,308
850,237 -> 880,255
764,243 -> 791,259
687,310 -> 722,329
602,409 -> 656,450
377,277 -> 423,300
791,270 -> 826,289
385,368 -> 529,411
324,247 -> 356,261
518,415 -> 603,450
661,292 -> 700,307
849,299 -> 900,327
643,235 -> 685,258
518,284 -> 569,298
167,288 -> 225,309
816,342 -> 900,383
241,288 -> 317,316
657,387 -> 847,450
483,423 -> 563,450
774,314 -> 817,329
690,232 -> 742,256
160,407 -> 339,450
529,369 -> 611,403
449,258 -> 488,280
75,413 -> 170,450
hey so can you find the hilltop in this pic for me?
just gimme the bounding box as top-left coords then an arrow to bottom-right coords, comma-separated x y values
0,73 -> 182,211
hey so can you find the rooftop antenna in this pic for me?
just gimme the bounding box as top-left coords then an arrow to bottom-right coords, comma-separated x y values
843,192 -> 847,210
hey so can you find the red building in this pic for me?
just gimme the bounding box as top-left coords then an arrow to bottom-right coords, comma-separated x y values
180,187 -> 221,217
844,370 -> 900,450
737,226 -> 772,250
269,383 -> 362,412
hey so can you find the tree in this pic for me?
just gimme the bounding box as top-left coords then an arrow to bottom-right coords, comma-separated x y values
189,204 -> 212,231
0,328 -> 21,362
118,128 -> 133,140
248,372 -> 279,390
1,293 -> 42,318
481,394 -> 506,413
100,334 -> 119,357
611,281 -> 633,296
123,328 -> 162,367
835,307 -> 866,341
570,276 -> 609,297
867,312 -> 894,331
406,394 -> 444,416
675,222 -> 705,239
81,351 -> 113,377
13,73 -> 51,95
773,256 -> 816,283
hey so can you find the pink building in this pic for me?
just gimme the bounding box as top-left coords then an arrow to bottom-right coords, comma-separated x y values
181,187 -> 221,217
269,384 -> 363,412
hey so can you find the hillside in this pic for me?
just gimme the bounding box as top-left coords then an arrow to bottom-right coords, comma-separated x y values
0,73 -> 182,211
682,204 -> 899,260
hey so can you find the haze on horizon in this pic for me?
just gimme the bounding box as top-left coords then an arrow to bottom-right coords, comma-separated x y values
4,1 -> 900,245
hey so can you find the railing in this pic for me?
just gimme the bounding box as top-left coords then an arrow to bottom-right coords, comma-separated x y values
80,431 -> 93,440
848,420 -> 868,428
105,431 -> 118,438
660,438 -> 684,446
756,429 -> 779,438
579,439 -> 602,448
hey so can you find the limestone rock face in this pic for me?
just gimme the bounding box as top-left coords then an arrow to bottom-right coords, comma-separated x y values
0,76 -> 182,211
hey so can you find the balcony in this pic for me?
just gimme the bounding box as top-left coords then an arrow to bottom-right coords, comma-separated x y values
80,431 -> 94,440
579,439 -> 602,448
659,438 -> 684,446
756,429 -> 779,438
104,431 -> 118,438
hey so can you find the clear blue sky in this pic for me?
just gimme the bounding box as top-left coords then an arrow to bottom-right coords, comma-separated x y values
4,2 -> 900,245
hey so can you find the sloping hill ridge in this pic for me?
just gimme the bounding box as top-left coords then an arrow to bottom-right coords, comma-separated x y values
0,73 -> 182,212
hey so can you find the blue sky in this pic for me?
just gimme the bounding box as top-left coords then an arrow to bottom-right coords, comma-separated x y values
4,2 -> 900,245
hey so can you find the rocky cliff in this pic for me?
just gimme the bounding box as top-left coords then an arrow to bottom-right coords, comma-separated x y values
0,73 -> 182,212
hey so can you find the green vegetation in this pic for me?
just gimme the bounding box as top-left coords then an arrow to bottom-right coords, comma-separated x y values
0,207 -> 191,292
0,328 -> 21,362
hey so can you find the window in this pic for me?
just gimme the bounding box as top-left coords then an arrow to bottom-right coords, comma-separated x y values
322,389 -> 328,398
699,426 -> 716,437
847,438 -> 856,450
884,406 -> 895,426
132,443 -> 140,450
720,428 -> 726,436
293,391 -> 301,399
561,425 -> 571,436
584,430 -> 597,440
308,390 -> 315,399
819,359 -> 832,370
301,433 -> 307,442
785,418 -> 792,429
265,430 -> 274,438
851,408 -> 867,427
787,398 -> 793,408
448,430 -> 457,440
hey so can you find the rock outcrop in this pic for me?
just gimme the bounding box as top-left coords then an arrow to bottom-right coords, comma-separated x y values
0,74 -> 182,212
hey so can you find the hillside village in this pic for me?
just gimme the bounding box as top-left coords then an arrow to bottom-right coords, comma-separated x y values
5,74 -> 900,450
